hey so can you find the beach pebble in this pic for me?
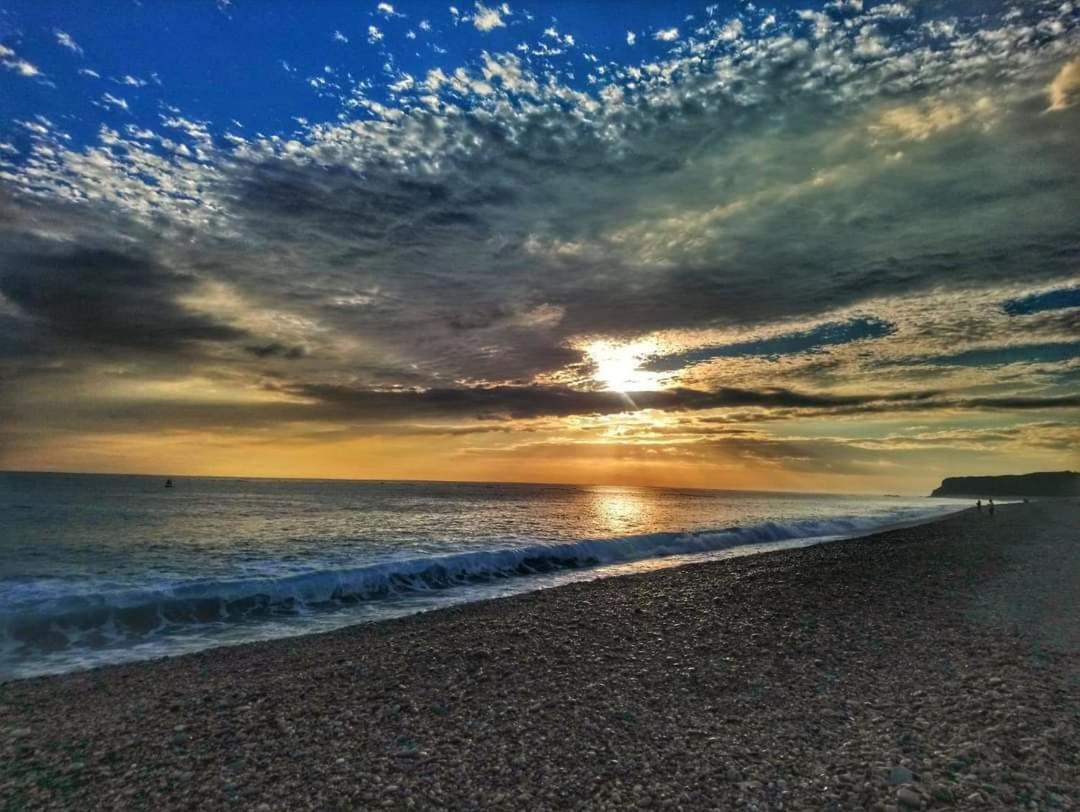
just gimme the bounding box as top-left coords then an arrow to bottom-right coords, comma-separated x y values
896,786 -> 922,808
930,783 -> 955,803
888,766 -> 913,785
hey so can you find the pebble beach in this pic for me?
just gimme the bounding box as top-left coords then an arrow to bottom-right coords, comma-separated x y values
2,501 -> 1078,810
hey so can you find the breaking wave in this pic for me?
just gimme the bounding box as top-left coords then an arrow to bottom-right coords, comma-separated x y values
1,506 -> 954,661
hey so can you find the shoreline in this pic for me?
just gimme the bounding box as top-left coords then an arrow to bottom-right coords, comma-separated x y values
1,500 -> 967,683
2,502 -> 1078,809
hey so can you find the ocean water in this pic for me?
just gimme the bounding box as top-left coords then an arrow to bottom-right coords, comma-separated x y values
0,472 -> 967,680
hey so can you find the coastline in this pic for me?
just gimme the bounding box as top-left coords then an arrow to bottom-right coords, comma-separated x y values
2,502 -> 1078,809
0,492 -> 966,682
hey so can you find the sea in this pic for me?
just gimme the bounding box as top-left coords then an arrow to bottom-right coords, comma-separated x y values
0,472 -> 968,680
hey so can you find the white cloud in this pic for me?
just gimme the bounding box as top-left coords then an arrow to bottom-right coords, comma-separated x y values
654,28 -> 679,42
3,58 -> 41,78
0,44 -> 13,58
161,115 -> 212,142
100,93 -> 129,110
419,19 -> 432,31
871,3 -> 911,19
424,67 -> 449,91
333,30 -> 349,43
472,2 -> 508,32
55,30 -> 83,55
120,74 -> 148,87
853,24 -> 888,58
17,119 -> 49,136
368,25 -> 384,43
377,2 -> 396,15
798,10 -> 832,39
78,67 -> 100,78
718,19 -> 743,42
626,31 -> 636,46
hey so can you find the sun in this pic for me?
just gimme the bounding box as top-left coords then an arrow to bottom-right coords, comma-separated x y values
584,339 -> 662,392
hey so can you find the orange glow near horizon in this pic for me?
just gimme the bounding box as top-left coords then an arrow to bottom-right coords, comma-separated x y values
1,426 -> 958,496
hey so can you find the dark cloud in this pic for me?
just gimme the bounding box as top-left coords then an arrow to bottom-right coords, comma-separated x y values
2,378 -> 1075,451
282,382 -> 923,420
278,382 -> 1077,422
0,244 -> 247,355
244,342 -> 307,360
959,394 -> 1080,410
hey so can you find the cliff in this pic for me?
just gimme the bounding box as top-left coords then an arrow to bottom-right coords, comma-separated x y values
931,471 -> 1080,498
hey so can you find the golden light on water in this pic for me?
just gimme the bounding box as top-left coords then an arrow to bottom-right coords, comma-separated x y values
584,339 -> 663,392
585,485 -> 655,534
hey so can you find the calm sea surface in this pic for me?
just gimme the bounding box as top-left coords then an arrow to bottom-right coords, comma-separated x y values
0,472 -> 966,679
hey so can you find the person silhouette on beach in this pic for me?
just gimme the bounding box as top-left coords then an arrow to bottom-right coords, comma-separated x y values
988,498 -> 995,517
976,499 -> 982,513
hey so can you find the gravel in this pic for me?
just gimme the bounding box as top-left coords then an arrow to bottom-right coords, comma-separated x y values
2,501 -> 1078,810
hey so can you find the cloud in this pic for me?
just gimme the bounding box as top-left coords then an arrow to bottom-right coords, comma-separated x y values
0,246 -> 248,355
956,394 -> 1080,411
333,30 -> 349,43
852,422 -> 1079,452
266,382 -> 1075,424
2,52 -> 41,77
244,342 -> 307,360
55,30 -> 83,54
1048,58 -> 1080,111
901,343 -> 1079,369
1,0 -> 1078,481
626,32 -> 636,46
718,19 -> 743,41
646,318 -> 896,372
471,2 -> 508,32
100,93 -> 129,110
455,418 -> 1077,479
653,28 -> 679,42
367,25 -> 384,43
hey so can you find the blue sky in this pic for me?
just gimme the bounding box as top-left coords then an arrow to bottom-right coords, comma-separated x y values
0,0 -> 1078,490
3,0 -> 759,153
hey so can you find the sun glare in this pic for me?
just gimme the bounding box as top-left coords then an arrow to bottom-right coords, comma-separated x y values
585,339 -> 662,392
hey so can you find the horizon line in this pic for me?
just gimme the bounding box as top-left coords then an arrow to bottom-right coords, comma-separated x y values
0,467 -> 932,498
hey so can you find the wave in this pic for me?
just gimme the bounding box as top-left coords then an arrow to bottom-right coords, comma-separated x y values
1,506 -> 953,655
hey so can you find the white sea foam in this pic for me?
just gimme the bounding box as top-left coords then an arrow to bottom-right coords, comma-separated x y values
1,501 -> 962,679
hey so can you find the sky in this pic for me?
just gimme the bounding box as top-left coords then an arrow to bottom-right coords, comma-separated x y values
0,0 -> 1078,494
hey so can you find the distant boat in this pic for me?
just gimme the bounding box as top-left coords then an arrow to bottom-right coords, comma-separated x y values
164,479 -> 174,488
